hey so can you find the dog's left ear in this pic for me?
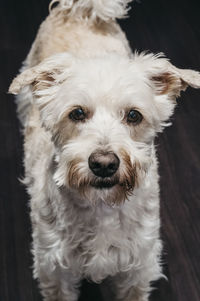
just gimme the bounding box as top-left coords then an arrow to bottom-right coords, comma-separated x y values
150,57 -> 200,98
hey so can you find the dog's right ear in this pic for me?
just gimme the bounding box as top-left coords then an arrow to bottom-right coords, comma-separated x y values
9,66 -> 54,95
9,53 -> 73,95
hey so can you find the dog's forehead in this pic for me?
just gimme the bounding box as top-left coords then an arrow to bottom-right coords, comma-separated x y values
59,57 -> 154,110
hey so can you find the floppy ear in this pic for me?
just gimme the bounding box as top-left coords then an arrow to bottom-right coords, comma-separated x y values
9,53 -> 73,95
9,66 -> 54,95
151,58 -> 200,98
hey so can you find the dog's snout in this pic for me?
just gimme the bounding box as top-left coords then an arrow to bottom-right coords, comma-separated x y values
88,152 -> 120,178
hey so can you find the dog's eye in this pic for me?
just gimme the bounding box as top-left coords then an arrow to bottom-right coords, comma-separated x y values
127,109 -> 143,124
69,107 -> 86,121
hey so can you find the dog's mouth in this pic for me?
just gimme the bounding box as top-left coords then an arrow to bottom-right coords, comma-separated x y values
90,176 -> 119,189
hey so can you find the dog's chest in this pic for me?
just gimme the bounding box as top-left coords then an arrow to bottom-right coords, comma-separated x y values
64,203 -> 138,281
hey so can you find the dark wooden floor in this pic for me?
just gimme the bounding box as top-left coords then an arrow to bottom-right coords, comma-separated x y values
1,0 -> 200,300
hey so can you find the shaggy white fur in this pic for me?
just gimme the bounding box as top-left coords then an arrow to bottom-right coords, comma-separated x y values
9,1 -> 200,301
49,0 -> 133,21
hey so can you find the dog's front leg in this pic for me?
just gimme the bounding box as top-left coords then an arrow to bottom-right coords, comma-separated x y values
32,217 -> 81,301
36,264 -> 81,301
111,271 -> 149,301
118,287 -> 149,301
58,268 -> 81,301
115,285 -> 149,301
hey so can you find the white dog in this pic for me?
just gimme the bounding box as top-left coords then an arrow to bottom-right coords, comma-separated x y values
9,1 -> 200,300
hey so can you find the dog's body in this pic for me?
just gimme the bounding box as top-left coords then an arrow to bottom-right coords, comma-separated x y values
9,1 -> 200,300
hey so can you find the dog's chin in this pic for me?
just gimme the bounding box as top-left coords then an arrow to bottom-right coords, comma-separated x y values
66,174 -> 135,206
90,176 -> 119,189
67,166 -> 136,205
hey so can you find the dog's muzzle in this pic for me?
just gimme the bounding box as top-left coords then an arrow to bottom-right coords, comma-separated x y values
88,151 -> 120,189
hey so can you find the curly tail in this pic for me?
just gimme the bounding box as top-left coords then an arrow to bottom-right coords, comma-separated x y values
49,0 -> 134,22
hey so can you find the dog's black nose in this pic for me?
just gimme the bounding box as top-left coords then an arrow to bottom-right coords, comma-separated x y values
88,152 -> 120,178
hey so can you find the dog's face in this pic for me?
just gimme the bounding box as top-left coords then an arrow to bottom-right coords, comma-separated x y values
9,53 -> 200,205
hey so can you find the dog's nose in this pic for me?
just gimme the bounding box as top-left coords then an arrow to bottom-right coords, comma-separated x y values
88,152 -> 120,178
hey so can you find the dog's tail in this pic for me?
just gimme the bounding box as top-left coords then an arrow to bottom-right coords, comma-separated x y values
49,0 -> 134,22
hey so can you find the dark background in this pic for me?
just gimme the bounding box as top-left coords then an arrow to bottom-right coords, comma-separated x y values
1,0 -> 200,300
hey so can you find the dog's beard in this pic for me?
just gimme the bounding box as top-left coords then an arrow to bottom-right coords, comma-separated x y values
67,151 -> 140,206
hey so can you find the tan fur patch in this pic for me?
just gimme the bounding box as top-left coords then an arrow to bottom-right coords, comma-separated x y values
32,69 -> 64,95
52,116 -> 80,146
68,158 -> 88,189
120,148 -> 140,189
25,126 -> 34,136
123,107 -> 152,142
152,72 -> 181,96
52,106 -> 92,146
